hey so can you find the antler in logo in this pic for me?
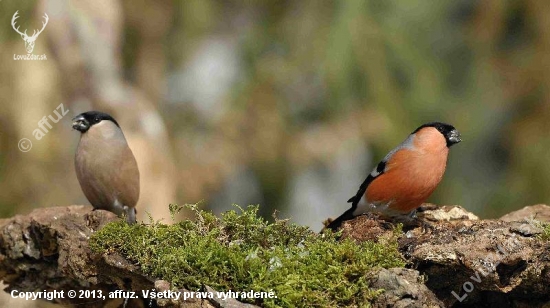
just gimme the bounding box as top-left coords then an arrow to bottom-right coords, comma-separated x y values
11,11 -> 49,54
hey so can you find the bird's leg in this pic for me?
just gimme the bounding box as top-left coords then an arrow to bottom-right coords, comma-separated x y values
393,210 -> 435,233
412,213 -> 436,233
123,206 -> 137,224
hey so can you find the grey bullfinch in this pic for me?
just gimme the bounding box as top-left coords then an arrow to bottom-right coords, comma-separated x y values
72,111 -> 139,224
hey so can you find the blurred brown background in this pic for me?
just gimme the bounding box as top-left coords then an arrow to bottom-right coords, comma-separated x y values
1,0 -> 550,239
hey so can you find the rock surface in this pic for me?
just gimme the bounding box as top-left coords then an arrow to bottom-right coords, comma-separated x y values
500,204 -> 550,222
338,204 -> 550,307
0,204 -> 549,307
0,206 -> 254,308
368,268 -> 443,308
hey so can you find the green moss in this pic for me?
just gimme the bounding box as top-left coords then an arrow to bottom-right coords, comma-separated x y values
90,204 -> 405,307
541,223 -> 550,241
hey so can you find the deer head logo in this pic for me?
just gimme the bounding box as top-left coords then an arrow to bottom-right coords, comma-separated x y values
11,11 -> 49,54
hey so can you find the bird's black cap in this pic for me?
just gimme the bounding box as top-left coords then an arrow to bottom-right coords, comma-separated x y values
72,111 -> 119,133
412,122 -> 461,147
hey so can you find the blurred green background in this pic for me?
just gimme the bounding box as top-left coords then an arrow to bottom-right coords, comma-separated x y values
1,0 -> 549,238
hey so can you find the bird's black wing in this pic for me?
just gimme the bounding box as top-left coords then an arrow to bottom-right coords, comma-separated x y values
325,160 -> 387,231
346,160 -> 386,206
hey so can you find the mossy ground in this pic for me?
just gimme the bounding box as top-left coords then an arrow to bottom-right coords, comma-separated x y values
90,204 -> 405,307
541,223 -> 550,241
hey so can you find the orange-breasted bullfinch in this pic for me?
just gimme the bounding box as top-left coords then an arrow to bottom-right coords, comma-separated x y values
326,122 -> 461,231
72,111 -> 140,224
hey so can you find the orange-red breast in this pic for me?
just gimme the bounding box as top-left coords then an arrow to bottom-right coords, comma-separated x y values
326,122 -> 461,231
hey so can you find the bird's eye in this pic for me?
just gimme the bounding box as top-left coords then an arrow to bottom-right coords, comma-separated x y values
95,118 -> 99,122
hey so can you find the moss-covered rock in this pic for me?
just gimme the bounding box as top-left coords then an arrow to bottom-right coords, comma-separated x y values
89,204 -> 405,307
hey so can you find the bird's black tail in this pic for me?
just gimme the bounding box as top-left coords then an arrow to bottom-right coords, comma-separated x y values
325,208 -> 356,231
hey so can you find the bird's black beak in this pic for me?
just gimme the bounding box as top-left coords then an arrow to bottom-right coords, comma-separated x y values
447,129 -> 461,146
72,115 -> 89,133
